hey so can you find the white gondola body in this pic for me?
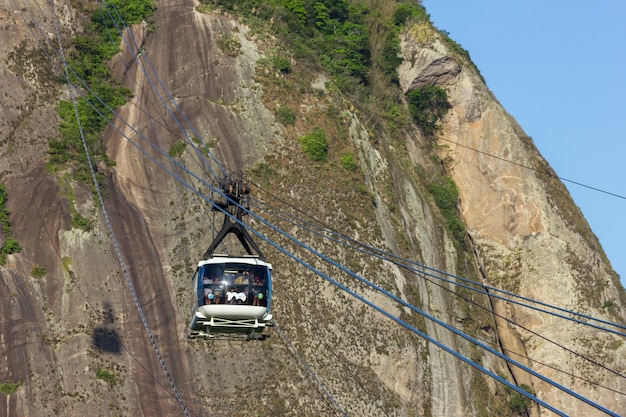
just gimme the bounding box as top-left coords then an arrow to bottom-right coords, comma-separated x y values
189,255 -> 273,337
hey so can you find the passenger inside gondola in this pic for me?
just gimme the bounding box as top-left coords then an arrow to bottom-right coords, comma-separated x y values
198,263 -> 269,307
204,288 -> 214,304
212,289 -> 223,304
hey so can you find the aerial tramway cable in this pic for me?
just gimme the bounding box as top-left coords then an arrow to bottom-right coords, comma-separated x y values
249,196 -> 626,334
228,221 -> 576,417
95,0 -> 228,183
360,103 -> 626,200
248,197 -> 626,385
30,0 -> 624,412
273,320 -> 348,417
438,137 -> 626,200
48,50 -> 621,417
47,1 -> 192,415
48,53 -> 620,417
226,203 -> 620,416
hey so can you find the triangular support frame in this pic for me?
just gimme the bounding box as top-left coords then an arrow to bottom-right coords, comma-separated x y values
203,176 -> 265,261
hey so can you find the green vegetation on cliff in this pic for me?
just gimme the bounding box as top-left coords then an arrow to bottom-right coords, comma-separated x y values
0,380 -> 21,395
407,85 -> 451,136
206,0 -> 429,91
427,175 -> 466,249
298,127 -> 329,162
48,0 -> 155,185
210,0 -> 468,253
0,184 -> 21,265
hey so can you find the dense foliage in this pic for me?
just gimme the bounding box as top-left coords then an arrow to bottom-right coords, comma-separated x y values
0,184 -> 13,237
168,141 -> 187,158
507,383 -> 533,414
95,369 -> 118,386
270,56 -> 292,74
31,265 -> 47,279
49,0 -> 154,184
0,380 -> 21,395
341,153 -> 357,171
393,3 -> 428,26
298,127 -> 328,162
427,175 -> 466,248
206,0 -> 428,90
0,184 -> 21,265
406,85 -> 451,136
275,105 -> 296,125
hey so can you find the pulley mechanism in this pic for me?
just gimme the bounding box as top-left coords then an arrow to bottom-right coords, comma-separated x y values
203,175 -> 265,260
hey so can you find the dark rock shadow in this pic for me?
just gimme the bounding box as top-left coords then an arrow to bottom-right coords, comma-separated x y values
92,327 -> 122,354
91,302 -> 122,354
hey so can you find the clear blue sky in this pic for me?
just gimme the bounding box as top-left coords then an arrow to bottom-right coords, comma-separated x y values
422,1 -> 626,287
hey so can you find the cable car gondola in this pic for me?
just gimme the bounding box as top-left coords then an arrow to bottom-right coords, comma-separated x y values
189,177 -> 273,340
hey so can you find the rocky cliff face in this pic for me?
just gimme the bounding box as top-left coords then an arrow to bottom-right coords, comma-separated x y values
397,26 -> 626,416
0,1 -> 624,417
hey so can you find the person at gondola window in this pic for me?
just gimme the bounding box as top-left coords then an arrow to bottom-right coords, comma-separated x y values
204,288 -> 214,304
252,289 -> 264,306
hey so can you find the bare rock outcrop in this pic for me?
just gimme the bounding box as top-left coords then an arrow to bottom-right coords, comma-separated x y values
399,21 -> 626,417
0,1 -> 623,416
407,56 -> 461,91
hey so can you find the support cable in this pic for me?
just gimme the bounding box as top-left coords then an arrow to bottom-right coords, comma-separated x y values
96,0 -> 227,181
118,153 -> 617,416
273,320 -> 348,417
238,229 -> 573,416
48,2 -> 191,415
358,106 -> 626,200
14,1 -> 205,413
249,197 -> 626,335
95,7 -> 223,246
250,199 -> 626,336
229,205 -> 619,416
22,2 -> 622,413
23,1 -> 221,249
248,198 -> 626,381
438,136 -> 626,200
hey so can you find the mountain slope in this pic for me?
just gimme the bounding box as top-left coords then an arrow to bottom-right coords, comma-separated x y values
0,1 -> 623,416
